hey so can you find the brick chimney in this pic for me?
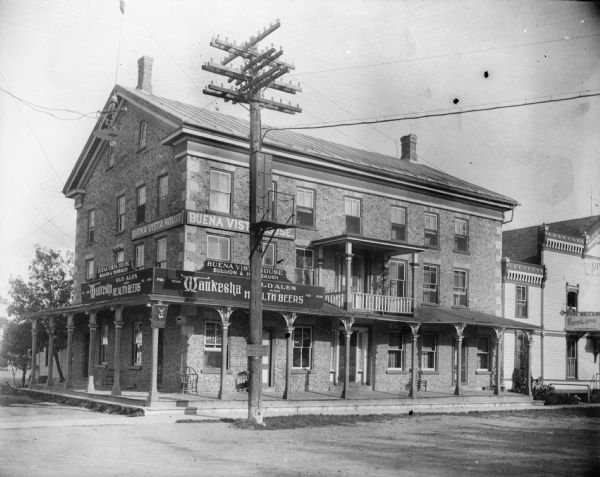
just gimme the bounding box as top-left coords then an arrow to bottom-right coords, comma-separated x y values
137,56 -> 154,93
400,134 -> 417,162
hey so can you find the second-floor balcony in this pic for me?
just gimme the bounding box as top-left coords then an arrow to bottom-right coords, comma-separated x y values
326,291 -> 413,314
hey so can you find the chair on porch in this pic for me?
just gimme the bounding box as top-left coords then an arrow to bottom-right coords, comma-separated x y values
102,368 -> 114,387
180,366 -> 198,394
406,369 -> 428,392
236,371 -> 249,392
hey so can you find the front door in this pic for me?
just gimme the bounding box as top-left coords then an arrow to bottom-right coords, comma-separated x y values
261,329 -> 272,387
337,327 -> 369,385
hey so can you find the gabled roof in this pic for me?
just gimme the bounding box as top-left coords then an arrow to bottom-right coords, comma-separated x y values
64,85 -> 518,210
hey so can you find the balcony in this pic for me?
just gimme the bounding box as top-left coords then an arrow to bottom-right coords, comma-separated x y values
326,292 -> 413,314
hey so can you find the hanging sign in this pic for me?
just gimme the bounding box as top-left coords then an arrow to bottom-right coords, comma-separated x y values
566,313 -> 600,332
81,268 -> 154,304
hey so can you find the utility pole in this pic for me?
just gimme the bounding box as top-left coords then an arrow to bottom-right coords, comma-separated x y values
202,20 -> 301,425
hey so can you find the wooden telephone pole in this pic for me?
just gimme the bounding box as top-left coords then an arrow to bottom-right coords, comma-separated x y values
202,20 -> 301,425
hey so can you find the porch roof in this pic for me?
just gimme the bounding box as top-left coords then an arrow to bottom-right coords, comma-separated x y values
310,234 -> 427,255
413,305 -> 540,330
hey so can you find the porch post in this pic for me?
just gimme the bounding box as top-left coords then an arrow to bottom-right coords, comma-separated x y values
453,324 -> 466,396
87,310 -> 98,393
30,317 -> 38,387
282,312 -> 297,400
525,330 -> 533,396
493,328 -> 505,395
216,307 -> 233,400
409,323 -> 420,398
46,316 -> 55,387
344,241 -> 353,310
64,313 -> 75,389
147,303 -> 168,406
316,247 -> 324,286
341,317 -> 355,399
111,305 -> 124,396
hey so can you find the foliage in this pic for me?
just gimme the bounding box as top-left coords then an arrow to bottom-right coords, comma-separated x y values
511,367 -> 530,394
0,319 -> 32,386
532,377 -> 554,401
544,392 -> 581,405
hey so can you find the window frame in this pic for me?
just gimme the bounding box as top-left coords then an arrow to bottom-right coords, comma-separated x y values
204,321 -> 223,369
136,185 -> 146,224
295,248 -> 314,285
566,336 -> 578,379
114,248 -> 125,264
209,169 -> 232,214
155,236 -> 167,268
138,120 -> 147,150
388,259 -> 407,297
116,194 -> 126,233
157,174 -> 169,217
453,269 -> 469,307
85,258 -> 95,281
135,243 -> 145,269
87,209 -> 95,244
261,242 -> 276,267
391,206 -> 407,242
292,326 -> 312,369
515,285 -> 528,318
132,322 -> 143,366
107,145 -> 115,169
454,218 -> 469,253
424,212 -> 439,247
344,196 -> 362,234
296,187 -> 315,227
421,332 -> 438,371
388,330 -> 404,370
423,264 -> 439,304
476,336 -> 490,371
207,234 -> 231,262
514,331 -> 528,371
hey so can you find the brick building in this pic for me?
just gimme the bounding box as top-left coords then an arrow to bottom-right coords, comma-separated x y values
502,216 -> 600,391
27,57 -> 539,404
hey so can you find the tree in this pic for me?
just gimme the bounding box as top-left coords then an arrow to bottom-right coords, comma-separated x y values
0,319 -> 31,387
5,245 -> 73,383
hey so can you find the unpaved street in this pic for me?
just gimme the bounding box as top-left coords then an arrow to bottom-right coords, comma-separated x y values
0,396 -> 598,476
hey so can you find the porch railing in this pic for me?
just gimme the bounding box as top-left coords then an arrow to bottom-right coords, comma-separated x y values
325,292 -> 413,314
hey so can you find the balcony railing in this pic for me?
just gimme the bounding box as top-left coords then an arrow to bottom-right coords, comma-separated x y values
325,292 -> 413,314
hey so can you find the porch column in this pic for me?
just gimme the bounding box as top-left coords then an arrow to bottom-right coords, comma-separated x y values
453,324 -> 466,396
147,303 -> 168,406
30,317 -> 38,387
316,249 -> 324,286
64,313 -> 75,389
525,330 -> 533,397
344,241 -> 353,310
87,310 -> 98,393
493,328 -> 505,395
341,317 -> 355,399
217,307 -> 233,400
111,306 -> 124,396
46,316 -> 55,387
409,323 -> 420,398
282,312 -> 297,400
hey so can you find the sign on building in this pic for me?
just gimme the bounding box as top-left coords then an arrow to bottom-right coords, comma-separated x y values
186,210 -> 295,240
81,268 -> 154,303
565,313 -> 600,332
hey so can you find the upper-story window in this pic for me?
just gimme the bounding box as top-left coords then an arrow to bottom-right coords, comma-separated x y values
261,242 -> 275,267
136,185 -> 146,224
207,234 -> 231,262
296,188 -> 315,227
454,218 -> 469,252
114,248 -> 125,264
345,197 -> 361,234
515,285 -> 528,318
295,248 -> 314,285
453,269 -> 468,307
138,120 -> 147,149
157,174 -> 169,217
567,286 -> 578,313
135,243 -> 145,269
107,146 -> 115,169
424,212 -> 438,247
116,195 -> 126,233
156,237 -> 167,268
391,206 -> 407,241
210,170 -> 232,214
388,259 -> 406,297
87,210 -> 95,244
423,264 -> 439,304
85,258 -> 95,281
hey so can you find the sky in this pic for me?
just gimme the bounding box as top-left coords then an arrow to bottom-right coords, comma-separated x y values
0,0 -> 599,301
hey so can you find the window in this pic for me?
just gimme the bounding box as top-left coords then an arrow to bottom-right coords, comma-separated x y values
293,327 -> 312,369
421,332 -> 437,370
388,331 -> 404,370
423,264 -> 439,304
453,269 -> 468,307
295,248 -> 314,285
567,289 -> 578,313
107,146 -> 115,169
136,185 -> 146,224
207,235 -> 230,261
514,331 -> 528,370
388,260 -> 406,297
566,336 -> 577,379
424,212 -> 438,247
116,195 -> 125,233
296,188 -> 315,227
261,242 -> 275,267
114,249 -> 125,264
477,336 -> 490,370
391,206 -> 407,241
99,324 -> 109,364
138,120 -> 147,149
87,210 -> 95,244
515,285 -> 528,318
132,322 -> 142,365
156,237 -> 167,268
345,197 -> 361,234
454,218 -> 469,252
204,322 -> 223,368
135,243 -> 145,269
209,169 -> 232,213
157,174 -> 168,216
85,258 -> 95,281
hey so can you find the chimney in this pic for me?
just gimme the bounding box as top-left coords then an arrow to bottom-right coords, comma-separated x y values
137,56 -> 154,93
400,134 -> 417,162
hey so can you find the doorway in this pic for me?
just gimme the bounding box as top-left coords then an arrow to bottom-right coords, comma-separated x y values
337,327 -> 369,385
336,253 -> 365,293
262,329 -> 273,387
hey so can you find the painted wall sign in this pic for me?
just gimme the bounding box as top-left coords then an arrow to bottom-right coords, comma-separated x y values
201,260 -> 287,281
565,313 -> 600,332
96,260 -> 133,279
186,210 -> 295,240
131,211 -> 185,240
81,268 -> 154,303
